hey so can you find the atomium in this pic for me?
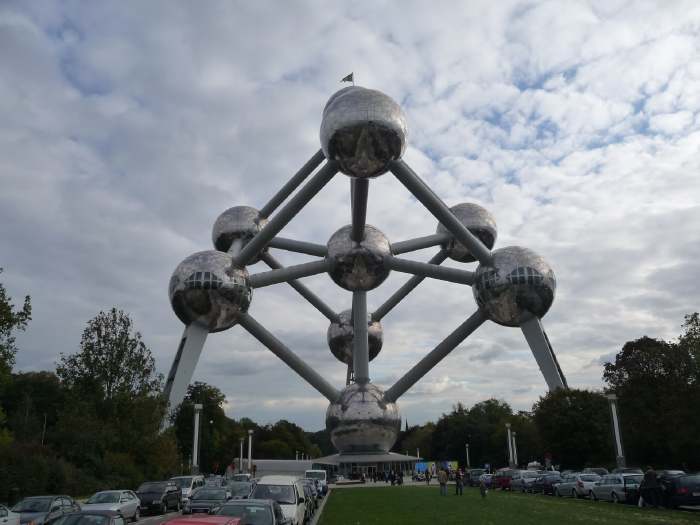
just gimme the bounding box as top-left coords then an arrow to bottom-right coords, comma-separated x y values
163,84 -> 568,456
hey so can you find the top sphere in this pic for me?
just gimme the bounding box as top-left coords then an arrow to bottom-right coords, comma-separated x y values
212,206 -> 268,262
472,246 -> 556,327
320,86 -> 407,178
437,203 -> 497,262
169,250 -> 252,333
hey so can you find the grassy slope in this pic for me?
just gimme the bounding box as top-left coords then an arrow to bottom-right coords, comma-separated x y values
318,486 -> 700,525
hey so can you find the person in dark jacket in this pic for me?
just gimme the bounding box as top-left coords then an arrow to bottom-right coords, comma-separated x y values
455,470 -> 464,495
643,466 -> 660,508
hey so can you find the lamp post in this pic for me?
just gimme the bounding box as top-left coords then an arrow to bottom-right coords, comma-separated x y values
247,429 -> 254,472
192,403 -> 203,474
465,443 -> 470,469
607,394 -> 626,468
239,437 -> 244,472
505,423 -> 514,468
512,432 -> 518,468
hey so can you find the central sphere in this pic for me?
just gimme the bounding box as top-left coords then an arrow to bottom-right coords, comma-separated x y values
169,250 -> 252,333
472,246 -> 556,327
320,86 -> 407,178
327,309 -> 383,365
212,206 -> 268,262
325,383 -> 400,454
436,203 -> 497,262
326,224 -> 391,291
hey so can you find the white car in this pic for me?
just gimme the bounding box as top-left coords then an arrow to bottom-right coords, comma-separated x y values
304,470 -> 327,496
590,473 -> 643,503
251,475 -> 306,525
554,473 -> 601,498
0,504 -> 20,525
81,491 -> 140,522
170,475 -> 205,502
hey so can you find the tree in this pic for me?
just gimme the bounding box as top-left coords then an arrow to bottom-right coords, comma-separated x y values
0,268 -> 31,381
532,388 -> 611,468
56,308 -> 161,401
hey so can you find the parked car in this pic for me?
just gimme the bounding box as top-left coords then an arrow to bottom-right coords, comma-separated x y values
467,469 -> 486,487
135,481 -> 182,514
304,470 -> 328,496
531,473 -> 562,495
478,474 -> 493,488
226,482 -> 254,500
612,467 -> 643,474
12,496 -> 80,525
511,471 -> 541,493
300,479 -> 319,512
229,474 -> 251,483
660,473 -> 700,508
590,473 -> 643,503
554,473 -> 601,498
0,504 -> 20,525
54,511 -> 128,525
183,488 -> 230,515
493,468 -> 517,490
81,491 -> 140,522
251,476 -> 305,525
583,467 -> 609,476
163,515 -> 240,525
212,499 -> 290,525
170,476 -> 206,503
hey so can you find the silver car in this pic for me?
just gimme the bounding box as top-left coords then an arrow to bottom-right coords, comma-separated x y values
590,473 -> 643,503
511,470 -> 542,493
81,492 -> 140,522
554,473 -> 601,498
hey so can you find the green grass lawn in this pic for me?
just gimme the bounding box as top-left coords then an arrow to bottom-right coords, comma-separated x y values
317,486 -> 700,525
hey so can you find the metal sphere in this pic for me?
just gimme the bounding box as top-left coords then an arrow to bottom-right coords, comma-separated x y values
436,203 -> 497,262
169,250 -> 252,333
326,224 -> 391,291
473,246 -> 556,327
320,86 -> 407,178
327,309 -> 383,365
212,206 -> 268,262
325,383 -> 400,454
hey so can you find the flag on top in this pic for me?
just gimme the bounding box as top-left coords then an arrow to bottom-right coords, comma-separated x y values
341,72 -> 354,84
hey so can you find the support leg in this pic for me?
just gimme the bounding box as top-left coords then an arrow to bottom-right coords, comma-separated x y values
163,323 -> 209,417
352,291 -> 369,384
351,178 -> 369,242
520,317 -> 568,390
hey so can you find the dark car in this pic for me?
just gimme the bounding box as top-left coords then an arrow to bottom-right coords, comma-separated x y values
135,481 -> 181,514
467,469 -> 486,487
184,489 -> 229,515
226,482 -> 253,500
12,496 -> 80,525
211,499 -> 290,525
660,473 -> 700,508
53,511 -> 127,525
531,473 -> 562,495
493,469 -> 516,490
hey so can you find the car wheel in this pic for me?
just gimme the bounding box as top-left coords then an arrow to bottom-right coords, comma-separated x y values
133,508 -> 140,522
161,501 -> 167,515
572,489 -> 578,499
612,493 -> 619,504
554,488 -> 561,497
589,491 -> 597,501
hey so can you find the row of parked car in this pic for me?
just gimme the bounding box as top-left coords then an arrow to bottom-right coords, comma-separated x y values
3,470 -> 329,525
471,466 -> 700,509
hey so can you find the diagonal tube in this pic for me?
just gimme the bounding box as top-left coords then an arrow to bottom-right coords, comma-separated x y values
384,256 -> 475,285
520,317 -> 568,391
392,233 -> 452,255
249,259 -> 331,288
259,149 -> 326,218
352,291 -> 370,384
389,159 -> 493,266
239,313 -> 340,402
372,250 -> 448,321
384,309 -> 487,402
351,178 -> 369,242
268,237 -> 328,257
261,253 -> 339,322
233,161 -> 338,267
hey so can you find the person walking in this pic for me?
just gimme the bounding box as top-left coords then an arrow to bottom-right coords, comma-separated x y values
643,466 -> 660,508
479,478 -> 488,499
438,468 -> 448,496
426,471 -> 431,485
455,469 -> 464,495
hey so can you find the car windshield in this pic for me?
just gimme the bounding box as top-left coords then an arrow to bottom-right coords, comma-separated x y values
12,498 -> 53,513
54,515 -> 110,525
87,492 -> 120,504
252,485 -> 296,505
193,490 -> 226,501
305,472 -> 325,481
138,483 -> 166,493
625,475 -> 644,485
229,483 -> 252,496
581,475 -> 600,482
171,478 -> 193,489
680,475 -> 700,486
216,504 -> 272,524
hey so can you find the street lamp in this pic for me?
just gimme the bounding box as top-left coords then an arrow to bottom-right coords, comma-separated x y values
192,404 -> 203,474
505,423 -> 514,468
239,437 -> 244,472
606,394 -> 626,467
465,443 -> 470,469
247,429 -> 254,472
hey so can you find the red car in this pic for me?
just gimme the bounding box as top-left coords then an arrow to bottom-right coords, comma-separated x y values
165,516 -> 241,525
493,468 -> 517,490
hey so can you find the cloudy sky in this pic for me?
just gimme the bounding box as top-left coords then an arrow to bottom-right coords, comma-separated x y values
2,1 -> 700,431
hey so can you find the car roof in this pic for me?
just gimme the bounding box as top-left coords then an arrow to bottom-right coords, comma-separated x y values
256,475 -> 298,484
221,499 -> 271,507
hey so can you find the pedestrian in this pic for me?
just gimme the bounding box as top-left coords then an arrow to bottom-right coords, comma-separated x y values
455,469 -> 464,495
438,468 -> 448,496
426,471 -> 431,485
479,478 -> 488,499
643,466 -> 660,508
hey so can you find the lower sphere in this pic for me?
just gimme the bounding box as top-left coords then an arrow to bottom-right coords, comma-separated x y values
169,250 -> 252,333
472,246 -> 556,327
326,224 -> 391,291
327,309 -> 383,365
325,383 -> 400,454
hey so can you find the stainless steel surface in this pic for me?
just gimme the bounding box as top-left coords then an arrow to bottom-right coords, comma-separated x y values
392,232 -> 451,255
169,250 -> 252,332
320,87 -> 407,178
325,383 -> 401,454
327,309 -> 382,365
384,256 -> 475,285
473,246 -> 556,327
249,259 -> 330,288
352,291 -> 370,384
436,203 -> 497,262
351,178 -> 369,242
268,237 -> 328,257
326,224 -> 391,291
212,206 -> 268,262
163,323 -> 208,417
